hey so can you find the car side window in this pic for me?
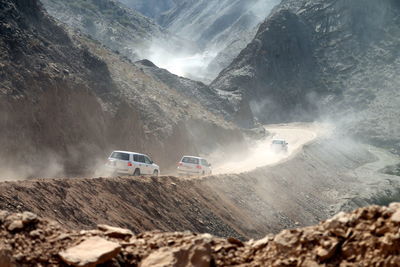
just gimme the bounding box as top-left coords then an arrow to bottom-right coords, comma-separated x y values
138,155 -> 145,163
133,154 -> 139,162
144,156 -> 152,164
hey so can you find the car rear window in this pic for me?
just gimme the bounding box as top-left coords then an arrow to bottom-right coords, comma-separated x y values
110,152 -> 130,161
182,157 -> 199,164
272,140 -> 284,145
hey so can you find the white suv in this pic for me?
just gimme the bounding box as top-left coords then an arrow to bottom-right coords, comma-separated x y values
271,139 -> 288,152
106,151 -> 160,176
177,156 -> 212,176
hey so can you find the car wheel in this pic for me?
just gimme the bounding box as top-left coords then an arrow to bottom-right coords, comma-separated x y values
153,170 -> 159,177
133,168 -> 140,176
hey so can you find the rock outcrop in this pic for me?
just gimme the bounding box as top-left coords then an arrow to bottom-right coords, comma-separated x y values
212,0 -> 400,151
2,204 -> 400,265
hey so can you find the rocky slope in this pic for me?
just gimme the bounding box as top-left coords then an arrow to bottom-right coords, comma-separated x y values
0,0 -> 119,177
2,204 -> 400,266
134,59 -> 235,120
212,0 -> 400,150
40,0 -> 193,63
0,0 -> 244,179
120,0 -> 281,79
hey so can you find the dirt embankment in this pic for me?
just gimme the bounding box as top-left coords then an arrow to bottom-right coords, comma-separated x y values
0,132 -> 399,241
2,204 -> 400,266
0,176 -> 243,240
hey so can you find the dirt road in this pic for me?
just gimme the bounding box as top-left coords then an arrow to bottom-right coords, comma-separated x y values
210,123 -> 321,175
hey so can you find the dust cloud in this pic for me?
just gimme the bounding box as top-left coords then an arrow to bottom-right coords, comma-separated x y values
0,153 -> 65,181
208,123 -> 324,175
145,43 -> 217,82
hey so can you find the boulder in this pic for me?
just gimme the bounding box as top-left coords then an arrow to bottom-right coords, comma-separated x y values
141,242 -> 212,267
97,224 -> 133,239
59,236 -> 121,267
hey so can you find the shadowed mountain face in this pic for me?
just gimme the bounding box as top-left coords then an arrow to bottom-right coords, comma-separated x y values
212,0 -> 400,149
212,9 -> 326,125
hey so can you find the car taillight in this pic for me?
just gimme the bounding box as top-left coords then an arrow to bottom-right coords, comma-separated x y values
196,165 -> 202,169
128,162 -> 133,167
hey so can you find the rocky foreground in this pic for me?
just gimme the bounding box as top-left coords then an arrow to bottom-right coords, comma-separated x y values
1,204 -> 400,266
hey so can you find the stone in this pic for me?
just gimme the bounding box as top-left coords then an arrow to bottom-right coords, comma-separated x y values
274,230 -> 298,249
252,235 -> 273,249
316,241 -> 339,261
29,229 -> 44,238
390,210 -> 400,223
7,220 -> 24,231
59,236 -> 121,267
302,259 -> 323,267
21,212 -> 38,225
389,202 -> 400,211
97,224 -> 133,239
326,212 -> 351,229
141,242 -> 212,267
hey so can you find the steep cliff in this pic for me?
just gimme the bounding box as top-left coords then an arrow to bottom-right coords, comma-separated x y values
212,0 -> 400,149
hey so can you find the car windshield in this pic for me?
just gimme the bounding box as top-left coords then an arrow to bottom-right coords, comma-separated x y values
272,140 -> 285,145
182,157 -> 199,164
110,152 -> 130,161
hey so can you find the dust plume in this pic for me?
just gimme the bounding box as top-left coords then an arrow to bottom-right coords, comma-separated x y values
207,123 -> 322,175
145,43 -> 218,82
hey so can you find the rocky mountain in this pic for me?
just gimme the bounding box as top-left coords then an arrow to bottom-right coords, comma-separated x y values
40,0 -> 194,63
212,0 -> 400,149
119,0 -> 281,81
0,0 -> 244,179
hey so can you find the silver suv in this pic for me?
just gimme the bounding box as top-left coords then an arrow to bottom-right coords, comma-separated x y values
106,151 -> 160,176
177,156 -> 212,176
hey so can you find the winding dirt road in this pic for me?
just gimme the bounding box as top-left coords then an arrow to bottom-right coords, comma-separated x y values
209,123 -> 322,175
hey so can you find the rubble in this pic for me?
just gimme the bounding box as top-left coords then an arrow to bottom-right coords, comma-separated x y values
1,204 -> 400,266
